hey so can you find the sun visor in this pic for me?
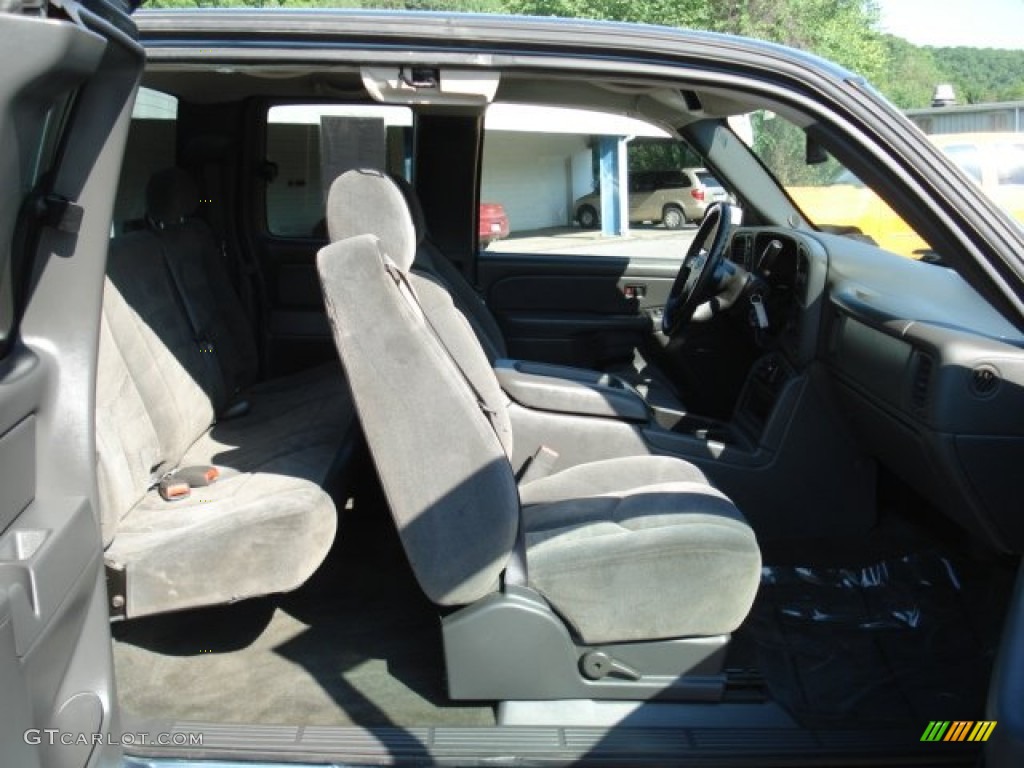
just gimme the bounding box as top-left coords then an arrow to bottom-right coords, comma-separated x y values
361,66 -> 499,106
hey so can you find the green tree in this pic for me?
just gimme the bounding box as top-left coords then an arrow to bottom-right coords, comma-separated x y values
873,36 -> 943,109
929,47 -> 1024,104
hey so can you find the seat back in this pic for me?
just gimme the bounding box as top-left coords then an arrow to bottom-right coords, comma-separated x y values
389,175 -> 508,362
146,168 -> 260,401
317,169 -> 518,605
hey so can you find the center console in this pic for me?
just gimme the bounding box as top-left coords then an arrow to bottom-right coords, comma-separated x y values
495,351 -> 799,472
493,359 -> 649,424
496,348 -> 873,539
639,353 -> 796,455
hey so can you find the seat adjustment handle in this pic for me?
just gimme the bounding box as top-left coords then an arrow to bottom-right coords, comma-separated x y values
580,651 -> 641,681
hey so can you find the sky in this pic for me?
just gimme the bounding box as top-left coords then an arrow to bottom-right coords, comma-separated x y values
875,0 -> 1024,49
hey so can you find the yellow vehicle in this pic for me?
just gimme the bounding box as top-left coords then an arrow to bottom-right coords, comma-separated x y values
788,132 -> 1024,258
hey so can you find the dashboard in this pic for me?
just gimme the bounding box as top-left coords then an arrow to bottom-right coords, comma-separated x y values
726,228 -> 827,368
731,227 -> 1024,554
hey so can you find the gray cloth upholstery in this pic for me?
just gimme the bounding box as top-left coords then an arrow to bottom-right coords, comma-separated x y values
518,455 -> 708,506
318,169 -> 761,644
520,458 -> 760,643
104,467 -> 336,618
95,170 -> 353,618
318,234 -> 518,604
390,174 -> 685,412
391,175 -> 508,362
327,168 -> 417,272
147,167 -> 200,227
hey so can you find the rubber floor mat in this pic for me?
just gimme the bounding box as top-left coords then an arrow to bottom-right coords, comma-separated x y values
741,552 -> 1010,728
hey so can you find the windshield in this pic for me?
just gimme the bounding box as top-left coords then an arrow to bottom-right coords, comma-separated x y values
749,112 -> 1024,258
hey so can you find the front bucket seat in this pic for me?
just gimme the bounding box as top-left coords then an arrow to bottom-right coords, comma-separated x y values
316,169 -> 761,700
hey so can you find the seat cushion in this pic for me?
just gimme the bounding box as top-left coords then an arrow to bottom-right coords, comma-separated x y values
183,362 -> 353,482
520,457 -> 760,645
104,468 -> 337,619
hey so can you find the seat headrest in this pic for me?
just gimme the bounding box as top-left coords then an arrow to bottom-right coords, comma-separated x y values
327,169 -> 417,273
389,174 -> 427,247
146,168 -> 199,227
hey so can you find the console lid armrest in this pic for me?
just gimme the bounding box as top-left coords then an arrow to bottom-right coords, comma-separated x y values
494,359 -> 649,423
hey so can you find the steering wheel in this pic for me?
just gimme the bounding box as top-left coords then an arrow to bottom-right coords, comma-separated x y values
662,202 -> 737,334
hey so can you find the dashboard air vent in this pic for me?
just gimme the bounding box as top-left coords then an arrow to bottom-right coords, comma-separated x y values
730,234 -> 750,266
969,365 -> 1000,398
910,353 -> 933,413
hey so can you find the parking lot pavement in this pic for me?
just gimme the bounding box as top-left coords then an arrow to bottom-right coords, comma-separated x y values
486,225 -> 697,259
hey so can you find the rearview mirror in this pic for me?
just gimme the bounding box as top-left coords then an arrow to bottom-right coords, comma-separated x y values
806,136 -> 829,165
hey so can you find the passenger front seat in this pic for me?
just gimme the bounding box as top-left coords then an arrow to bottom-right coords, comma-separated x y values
316,169 -> 761,700
389,176 -> 687,413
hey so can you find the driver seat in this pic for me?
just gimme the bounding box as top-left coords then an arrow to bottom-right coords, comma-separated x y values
389,175 -> 687,413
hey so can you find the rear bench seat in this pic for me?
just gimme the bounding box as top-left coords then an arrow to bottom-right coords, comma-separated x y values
97,168 -> 354,620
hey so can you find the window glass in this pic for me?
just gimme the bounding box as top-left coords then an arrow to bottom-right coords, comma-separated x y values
750,111 -> 938,260
480,103 -> 723,258
265,104 -> 412,238
996,142 -> 1024,186
112,87 -> 179,234
660,171 -> 690,189
696,171 -> 723,188
942,144 -> 983,183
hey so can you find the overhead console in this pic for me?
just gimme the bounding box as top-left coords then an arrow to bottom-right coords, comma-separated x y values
826,288 -> 1024,553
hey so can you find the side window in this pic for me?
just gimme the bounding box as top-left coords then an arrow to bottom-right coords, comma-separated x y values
264,104 -> 412,238
480,104 -> 711,257
112,87 -> 178,234
633,174 -> 656,193
942,144 -> 983,184
661,172 -> 691,189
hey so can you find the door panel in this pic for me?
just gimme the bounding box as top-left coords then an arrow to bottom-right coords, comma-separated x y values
478,252 -> 679,368
0,4 -> 144,768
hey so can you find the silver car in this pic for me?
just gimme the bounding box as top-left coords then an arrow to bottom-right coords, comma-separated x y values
574,167 -> 730,229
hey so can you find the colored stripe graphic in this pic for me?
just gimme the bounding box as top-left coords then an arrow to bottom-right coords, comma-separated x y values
921,722 -> 950,741
968,722 -> 998,742
921,720 -> 997,742
944,721 -> 973,741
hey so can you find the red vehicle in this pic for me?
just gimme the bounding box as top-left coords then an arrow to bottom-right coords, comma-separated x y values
478,202 -> 509,246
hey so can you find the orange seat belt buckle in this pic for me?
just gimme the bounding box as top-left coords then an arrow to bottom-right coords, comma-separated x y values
158,477 -> 191,501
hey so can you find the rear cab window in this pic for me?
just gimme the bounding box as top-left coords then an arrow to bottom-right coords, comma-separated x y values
113,87 -> 179,235
265,104 -> 412,238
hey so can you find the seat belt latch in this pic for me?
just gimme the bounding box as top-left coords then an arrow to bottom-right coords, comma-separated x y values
174,465 -> 221,487
158,476 -> 191,501
158,465 -> 220,501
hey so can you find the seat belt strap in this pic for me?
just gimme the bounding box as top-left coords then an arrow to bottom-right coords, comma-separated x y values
516,444 -> 559,485
154,238 -> 228,409
504,517 -> 529,588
